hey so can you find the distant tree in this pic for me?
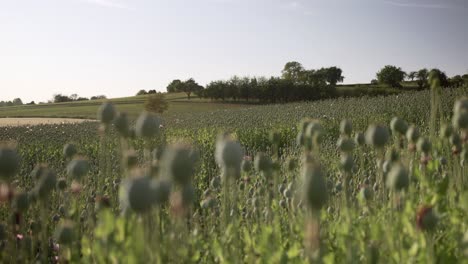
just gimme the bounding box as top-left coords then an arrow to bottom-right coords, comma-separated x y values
53,94 -> 72,103
463,74 -> 468,86
281,61 -> 305,84
449,75 -> 464,87
322,67 -> 344,86
181,78 -> 203,99
416,69 -> 429,89
166,79 -> 184,93
428,69 -> 449,87
376,65 -> 406,88
136,90 -> 148,96
70,94 -> 78,101
76,97 -> 89,101
370,79 -> 379,85
147,89 -> 157,94
407,71 -> 417,81
90,95 -> 107,100
145,93 -> 169,114
27,101 -> 35,105
12,98 -> 23,105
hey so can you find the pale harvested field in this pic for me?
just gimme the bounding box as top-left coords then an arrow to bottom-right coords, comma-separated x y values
0,118 -> 95,127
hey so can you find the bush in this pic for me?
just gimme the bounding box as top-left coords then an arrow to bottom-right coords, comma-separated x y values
145,93 -> 169,114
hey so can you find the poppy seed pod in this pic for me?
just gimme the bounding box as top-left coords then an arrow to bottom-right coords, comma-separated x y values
124,151 -> 138,169
358,186 -> 373,201
54,221 -> 75,245
135,111 -> 161,138
354,132 -> 365,146
35,170 -> 57,199
452,111 -> 468,130
215,137 -> 243,171
287,157 -> 297,171
31,164 -> 47,182
63,143 -> 77,159
386,148 -> 400,162
161,144 -> 195,185
365,125 -> 389,148
181,184 -> 196,207
390,117 -> 408,135
210,176 -> 221,189
0,146 -> 20,181
416,206 -> 438,231
254,152 -> 272,173
269,131 -> 281,145
416,137 -> 432,155
296,132 -> 305,147
241,159 -> 252,173
200,197 -> 216,209
305,121 -> 324,146
114,112 -> 130,137
302,163 -> 327,211
440,124 -> 454,139
340,119 -> 353,136
152,147 -> 165,161
57,178 -> 67,191
386,163 -> 409,191
454,97 -> 468,114
340,154 -> 354,173
97,102 -> 116,124
151,178 -> 172,205
13,191 -> 29,212
120,176 -> 155,213
406,125 -> 420,143
337,137 -> 354,153
67,158 -> 89,181
450,133 -> 462,149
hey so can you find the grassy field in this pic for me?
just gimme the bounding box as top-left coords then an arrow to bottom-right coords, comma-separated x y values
0,86 -> 467,263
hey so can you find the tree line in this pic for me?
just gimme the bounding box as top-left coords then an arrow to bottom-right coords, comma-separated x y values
166,62 -> 344,102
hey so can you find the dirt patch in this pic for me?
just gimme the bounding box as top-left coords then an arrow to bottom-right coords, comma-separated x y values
0,118 -> 96,127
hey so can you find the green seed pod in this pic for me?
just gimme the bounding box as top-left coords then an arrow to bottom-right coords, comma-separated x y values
365,125 -> 389,148
452,111 -> 468,130
200,197 -> 216,209
241,159 -> 252,173
35,170 -> 57,199
354,132 -> 365,146
450,133 -> 462,149
454,97 -> 468,114
151,178 -> 172,205
210,176 -> 221,189
67,157 -> 89,181
390,117 -> 408,135
0,146 -> 20,181
416,137 -> 432,155
440,124 -> 453,139
57,178 -> 67,191
269,131 -> 281,145
340,154 -> 354,173
161,144 -> 195,185
286,157 -> 297,171
13,191 -> 30,212
386,163 -> 409,191
63,143 -> 77,159
124,151 -> 139,169
305,121 -> 324,146
254,152 -> 272,173
97,102 -> 116,124
386,148 -> 400,162
135,111 -> 161,138
416,206 -> 438,231
337,137 -> 354,153
215,137 -> 243,171
114,112 -> 130,137
152,147 -> 165,161
302,163 -> 327,211
358,186 -> 373,201
54,221 -> 75,245
120,176 -> 155,213
340,119 -> 353,136
181,184 -> 195,207
31,164 -> 47,182
406,125 -> 420,143
296,132 -> 305,147
462,230 -> 468,257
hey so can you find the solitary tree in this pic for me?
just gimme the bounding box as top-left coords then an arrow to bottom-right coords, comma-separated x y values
323,67 -> 344,86
145,93 -> 169,114
12,98 -> 23,105
136,90 -> 148,96
281,61 -> 305,84
407,71 -> 417,81
166,79 -> 184,93
181,78 -> 203,100
416,69 -> 429,89
376,65 -> 406,88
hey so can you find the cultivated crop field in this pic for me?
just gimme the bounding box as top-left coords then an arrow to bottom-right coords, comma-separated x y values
0,87 -> 467,263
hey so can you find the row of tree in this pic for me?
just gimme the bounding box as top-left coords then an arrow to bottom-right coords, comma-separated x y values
165,62 -> 344,102
375,65 -> 468,89
53,94 -> 107,103
0,98 -> 26,107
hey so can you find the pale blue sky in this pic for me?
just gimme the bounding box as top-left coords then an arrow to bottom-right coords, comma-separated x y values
1,0 -> 467,102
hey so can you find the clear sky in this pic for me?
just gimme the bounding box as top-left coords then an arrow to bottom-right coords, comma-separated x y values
1,0 -> 467,102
